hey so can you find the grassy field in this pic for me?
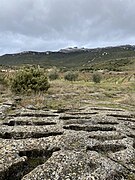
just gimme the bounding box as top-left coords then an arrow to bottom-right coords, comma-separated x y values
1,70 -> 134,111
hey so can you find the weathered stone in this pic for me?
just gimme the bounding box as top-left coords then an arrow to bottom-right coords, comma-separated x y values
0,104 -> 135,179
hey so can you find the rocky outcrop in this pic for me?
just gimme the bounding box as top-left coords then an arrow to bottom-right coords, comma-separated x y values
0,105 -> 135,179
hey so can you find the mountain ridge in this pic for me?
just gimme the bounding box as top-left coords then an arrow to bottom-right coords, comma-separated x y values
2,44 -> 135,56
0,44 -> 135,71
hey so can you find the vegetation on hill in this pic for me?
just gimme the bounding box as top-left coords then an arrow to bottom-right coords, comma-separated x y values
0,45 -> 135,71
0,45 -> 135,111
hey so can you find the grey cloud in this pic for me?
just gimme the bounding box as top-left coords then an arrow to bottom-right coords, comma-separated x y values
0,0 -> 135,54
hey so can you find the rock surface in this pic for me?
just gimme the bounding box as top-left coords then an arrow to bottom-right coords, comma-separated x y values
0,103 -> 135,180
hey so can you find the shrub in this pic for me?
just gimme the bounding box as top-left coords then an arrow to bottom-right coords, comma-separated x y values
0,74 -> 7,86
48,70 -> 59,80
92,72 -> 102,83
64,71 -> 78,81
0,73 -> 8,92
10,66 -> 50,94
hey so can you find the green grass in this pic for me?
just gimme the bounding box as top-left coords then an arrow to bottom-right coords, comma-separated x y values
14,75 -> 134,111
0,68 -> 135,111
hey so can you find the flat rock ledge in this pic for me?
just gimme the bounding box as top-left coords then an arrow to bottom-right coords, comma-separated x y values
0,103 -> 135,180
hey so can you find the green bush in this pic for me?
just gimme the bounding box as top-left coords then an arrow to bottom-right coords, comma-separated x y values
64,71 -> 78,81
0,74 -> 7,86
0,74 -> 4,83
92,72 -> 102,83
48,70 -> 59,80
10,66 -> 50,94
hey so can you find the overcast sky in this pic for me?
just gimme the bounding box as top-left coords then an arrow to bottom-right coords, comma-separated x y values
0,0 -> 135,55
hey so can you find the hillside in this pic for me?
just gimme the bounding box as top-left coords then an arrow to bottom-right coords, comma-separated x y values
0,45 -> 135,71
0,46 -> 135,180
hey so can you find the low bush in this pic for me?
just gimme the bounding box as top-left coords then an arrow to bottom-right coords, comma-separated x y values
0,73 -> 8,92
10,66 -> 50,94
92,72 -> 102,83
64,71 -> 78,81
48,70 -> 59,80
0,74 -> 7,86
